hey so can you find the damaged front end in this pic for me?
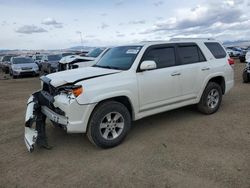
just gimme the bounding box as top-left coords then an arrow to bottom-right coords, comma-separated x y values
24,76 -> 81,152
24,92 -> 52,152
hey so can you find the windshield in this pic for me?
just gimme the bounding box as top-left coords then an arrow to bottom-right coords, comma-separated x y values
94,46 -> 142,70
87,48 -> 105,58
2,56 -> 13,62
36,56 -> 42,60
13,58 -> 34,64
48,55 -> 62,61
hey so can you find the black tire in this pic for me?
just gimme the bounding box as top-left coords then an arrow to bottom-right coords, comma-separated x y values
197,82 -> 222,114
242,69 -> 249,83
87,101 -> 131,148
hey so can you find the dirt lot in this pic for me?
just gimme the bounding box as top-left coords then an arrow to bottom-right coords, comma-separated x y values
0,61 -> 249,188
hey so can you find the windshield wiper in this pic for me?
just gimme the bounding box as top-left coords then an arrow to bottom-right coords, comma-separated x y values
93,65 -> 121,70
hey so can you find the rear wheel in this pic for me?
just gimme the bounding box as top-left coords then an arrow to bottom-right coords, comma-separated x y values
198,82 -> 222,114
87,101 -> 131,148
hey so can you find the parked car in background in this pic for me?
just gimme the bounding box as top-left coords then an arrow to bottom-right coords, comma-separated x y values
24,38 -> 234,151
1,55 -> 16,73
226,47 -> 247,62
9,57 -> 39,78
226,48 -> 241,57
0,56 -> 4,70
58,48 -> 109,71
32,54 -> 44,70
243,51 -> 250,83
41,54 -> 62,74
61,52 -> 75,57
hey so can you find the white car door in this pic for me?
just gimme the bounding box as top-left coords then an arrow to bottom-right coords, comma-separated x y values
136,45 -> 182,112
176,43 -> 211,99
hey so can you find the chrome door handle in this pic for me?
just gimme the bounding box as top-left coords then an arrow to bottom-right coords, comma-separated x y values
201,67 -> 210,71
171,72 -> 181,76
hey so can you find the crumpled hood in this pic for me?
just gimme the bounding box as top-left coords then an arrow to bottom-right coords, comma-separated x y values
45,67 -> 121,87
59,56 -> 95,64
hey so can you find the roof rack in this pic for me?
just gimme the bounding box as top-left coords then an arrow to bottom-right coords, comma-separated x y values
170,38 -> 216,41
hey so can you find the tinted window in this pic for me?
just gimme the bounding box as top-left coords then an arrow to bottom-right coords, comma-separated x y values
2,56 -> 13,61
87,48 -> 105,58
48,55 -> 62,61
143,47 -> 176,69
205,42 -> 226,59
178,45 -> 205,65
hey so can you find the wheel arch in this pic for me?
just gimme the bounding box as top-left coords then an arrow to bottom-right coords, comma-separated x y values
88,95 -> 135,123
208,76 -> 226,94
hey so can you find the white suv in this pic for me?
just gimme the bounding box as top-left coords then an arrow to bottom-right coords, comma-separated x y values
24,38 -> 234,151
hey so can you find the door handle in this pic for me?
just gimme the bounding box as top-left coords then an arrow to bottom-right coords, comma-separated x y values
171,72 -> 181,76
201,67 -> 210,71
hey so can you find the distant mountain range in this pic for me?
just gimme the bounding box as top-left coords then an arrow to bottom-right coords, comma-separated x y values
223,40 -> 250,47
0,46 -> 96,55
1,41 -> 250,54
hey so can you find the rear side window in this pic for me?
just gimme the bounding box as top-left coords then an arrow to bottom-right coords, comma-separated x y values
143,47 -> 176,69
178,45 -> 206,65
205,42 -> 227,59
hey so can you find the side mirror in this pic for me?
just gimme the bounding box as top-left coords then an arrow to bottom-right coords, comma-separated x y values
140,60 -> 157,71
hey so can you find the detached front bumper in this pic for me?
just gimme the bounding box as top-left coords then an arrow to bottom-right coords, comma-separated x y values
24,89 -> 95,152
24,96 -> 38,152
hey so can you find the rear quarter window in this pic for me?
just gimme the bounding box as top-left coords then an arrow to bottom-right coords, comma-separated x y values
177,45 -> 206,65
205,42 -> 227,59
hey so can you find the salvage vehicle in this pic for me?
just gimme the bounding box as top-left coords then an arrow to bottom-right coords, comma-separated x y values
58,48 -> 109,71
32,54 -> 43,70
243,51 -> 250,83
9,57 -> 39,78
24,38 -> 234,152
1,55 -> 16,73
41,54 -> 62,74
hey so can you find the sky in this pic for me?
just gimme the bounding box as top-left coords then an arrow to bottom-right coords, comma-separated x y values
0,0 -> 250,50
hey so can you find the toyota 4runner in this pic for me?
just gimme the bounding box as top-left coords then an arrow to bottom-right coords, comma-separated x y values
24,38 -> 234,152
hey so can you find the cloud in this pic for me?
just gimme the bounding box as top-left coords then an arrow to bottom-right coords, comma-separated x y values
100,23 -> 109,29
140,1 -> 247,40
154,1 -> 164,7
115,0 -> 124,6
129,20 -> 146,25
42,17 -> 63,28
16,25 -> 47,34
117,34 -> 125,37
100,13 -> 108,16
1,21 -> 8,26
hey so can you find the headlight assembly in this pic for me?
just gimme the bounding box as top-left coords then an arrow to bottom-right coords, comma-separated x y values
59,85 -> 83,97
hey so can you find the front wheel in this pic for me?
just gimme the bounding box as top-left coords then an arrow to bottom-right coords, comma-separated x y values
197,82 -> 222,114
87,101 -> 131,148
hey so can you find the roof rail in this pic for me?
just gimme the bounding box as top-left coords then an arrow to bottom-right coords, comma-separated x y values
139,40 -> 167,43
170,38 -> 216,41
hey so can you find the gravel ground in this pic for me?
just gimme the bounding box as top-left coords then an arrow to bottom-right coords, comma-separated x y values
0,60 -> 249,188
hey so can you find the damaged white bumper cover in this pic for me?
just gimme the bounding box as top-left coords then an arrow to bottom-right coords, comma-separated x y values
24,96 -> 38,152
24,94 -> 68,152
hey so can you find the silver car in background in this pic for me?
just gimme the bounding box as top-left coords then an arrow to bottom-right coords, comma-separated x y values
9,57 -> 39,78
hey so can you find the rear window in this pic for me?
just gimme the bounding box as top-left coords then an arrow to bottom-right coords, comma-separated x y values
178,45 -> 206,65
205,42 -> 227,59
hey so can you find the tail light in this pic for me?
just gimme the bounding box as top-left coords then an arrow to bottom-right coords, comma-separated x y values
228,58 -> 234,66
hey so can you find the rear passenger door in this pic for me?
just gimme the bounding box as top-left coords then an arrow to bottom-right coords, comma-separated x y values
137,44 -> 182,111
177,43 -> 210,98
